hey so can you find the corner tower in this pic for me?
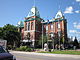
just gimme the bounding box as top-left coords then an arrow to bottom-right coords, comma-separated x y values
54,10 -> 67,46
23,6 -> 43,47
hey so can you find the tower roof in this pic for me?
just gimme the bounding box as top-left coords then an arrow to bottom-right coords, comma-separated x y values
27,6 -> 40,17
17,21 -> 24,28
55,10 -> 64,19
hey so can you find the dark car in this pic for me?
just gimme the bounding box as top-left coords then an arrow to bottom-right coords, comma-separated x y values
0,46 -> 16,60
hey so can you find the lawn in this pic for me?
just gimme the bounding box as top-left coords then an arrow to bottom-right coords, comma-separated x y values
38,50 -> 80,55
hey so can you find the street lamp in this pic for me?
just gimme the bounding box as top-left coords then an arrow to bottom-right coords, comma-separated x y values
51,32 -> 54,51
58,19 -> 61,50
41,20 -> 44,49
58,30 -> 61,50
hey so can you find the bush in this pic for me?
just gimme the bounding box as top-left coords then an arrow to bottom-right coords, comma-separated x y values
26,48 -> 32,52
20,46 -> 27,51
16,48 -> 21,51
16,46 -> 32,52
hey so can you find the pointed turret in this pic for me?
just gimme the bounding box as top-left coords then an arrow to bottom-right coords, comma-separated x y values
27,6 -> 40,17
55,10 -> 64,19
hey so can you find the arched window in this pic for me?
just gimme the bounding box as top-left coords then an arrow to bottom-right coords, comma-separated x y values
50,24 -> 53,30
57,22 -> 60,29
31,22 -> 34,30
28,22 -> 30,30
46,25 -> 48,31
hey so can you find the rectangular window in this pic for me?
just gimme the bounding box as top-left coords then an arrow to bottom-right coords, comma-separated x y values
57,23 -> 60,28
46,25 -> 48,30
31,22 -> 34,30
28,22 -> 30,30
50,24 -> 53,30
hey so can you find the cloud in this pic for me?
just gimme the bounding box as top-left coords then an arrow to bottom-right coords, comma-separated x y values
76,0 -> 80,2
75,24 -> 80,29
69,30 -> 77,33
73,22 -> 80,29
75,10 -> 80,13
73,22 -> 77,25
69,30 -> 80,34
64,6 -> 73,14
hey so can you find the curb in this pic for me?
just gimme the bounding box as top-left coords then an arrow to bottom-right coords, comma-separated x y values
10,51 -> 80,59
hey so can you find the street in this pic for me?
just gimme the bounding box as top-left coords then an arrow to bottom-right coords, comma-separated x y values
11,51 -> 80,60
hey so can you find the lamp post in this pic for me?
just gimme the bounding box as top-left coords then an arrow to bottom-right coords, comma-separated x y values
58,30 -> 61,50
51,32 -> 54,51
58,19 -> 61,50
41,20 -> 44,49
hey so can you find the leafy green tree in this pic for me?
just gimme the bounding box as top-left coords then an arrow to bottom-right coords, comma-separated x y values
26,32 -> 30,40
0,27 -> 3,39
38,35 -> 47,48
73,37 -> 79,48
1,24 -> 21,48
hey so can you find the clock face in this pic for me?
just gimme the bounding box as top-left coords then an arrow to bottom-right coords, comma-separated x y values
27,7 -> 40,17
31,8 -> 35,15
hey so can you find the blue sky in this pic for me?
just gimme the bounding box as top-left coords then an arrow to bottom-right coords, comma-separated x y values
0,0 -> 80,41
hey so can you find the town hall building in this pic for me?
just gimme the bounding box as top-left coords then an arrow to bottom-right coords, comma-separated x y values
17,6 -> 67,48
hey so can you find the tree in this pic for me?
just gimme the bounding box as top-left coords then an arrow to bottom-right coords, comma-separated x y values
26,32 -> 30,40
73,37 -> 79,48
1,24 -> 21,48
0,27 -> 3,39
38,35 -> 47,48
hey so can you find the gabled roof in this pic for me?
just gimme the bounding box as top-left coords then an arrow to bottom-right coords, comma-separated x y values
55,10 -> 64,19
27,6 -> 40,17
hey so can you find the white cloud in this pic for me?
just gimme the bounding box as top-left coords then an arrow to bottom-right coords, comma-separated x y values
69,30 -> 80,34
75,24 -> 80,29
73,22 -> 80,29
73,22 -> 77,25
75,10 -> 80,13
76,0 -> 80,2
69,30 -> 77,33
64,6 -> 73,14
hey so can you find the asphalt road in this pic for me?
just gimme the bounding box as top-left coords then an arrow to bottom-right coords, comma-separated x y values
11,52 -> 80,60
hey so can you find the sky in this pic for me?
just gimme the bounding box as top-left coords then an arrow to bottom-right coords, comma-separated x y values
0,0 -> 80,41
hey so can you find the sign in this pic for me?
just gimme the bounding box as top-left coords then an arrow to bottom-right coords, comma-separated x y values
0,40 -> 7,49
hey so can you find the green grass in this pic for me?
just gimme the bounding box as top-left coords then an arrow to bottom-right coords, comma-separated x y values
38,50 -> 80,55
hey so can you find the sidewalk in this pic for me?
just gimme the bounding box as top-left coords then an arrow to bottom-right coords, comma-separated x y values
10,50 -> 80,59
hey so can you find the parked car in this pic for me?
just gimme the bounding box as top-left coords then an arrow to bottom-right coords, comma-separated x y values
0,46 -> 16,60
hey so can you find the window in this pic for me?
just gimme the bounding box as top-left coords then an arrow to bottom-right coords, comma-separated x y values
57,14 -> 61,18
26,23 -> 27,30
50,24 -> 53,30
57,22 -> 60,29
31,22 -> 34,30
46,25 -> 48,30
28,22 -> 30,30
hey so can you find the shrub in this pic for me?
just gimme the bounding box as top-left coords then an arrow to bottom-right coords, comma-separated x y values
16,46 -> 32,52
16,48 -> 21,51
19,46 -> 27,51
26,48 -> 32,52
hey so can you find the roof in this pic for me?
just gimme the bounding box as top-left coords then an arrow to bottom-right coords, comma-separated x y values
27,6 -> 40,17
55,10 -> 64,19
17,21 -> 24,28
43,19 -> 66,24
